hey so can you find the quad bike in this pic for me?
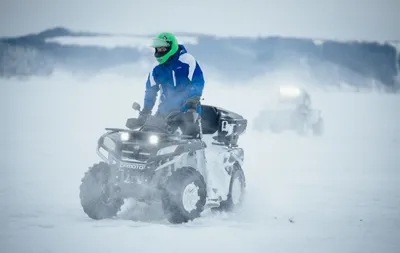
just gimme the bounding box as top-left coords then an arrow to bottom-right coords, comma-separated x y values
79,102 -> 248,224
253,86 -> 324,136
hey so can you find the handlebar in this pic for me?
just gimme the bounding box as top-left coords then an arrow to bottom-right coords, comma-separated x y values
126,110 -> 188,134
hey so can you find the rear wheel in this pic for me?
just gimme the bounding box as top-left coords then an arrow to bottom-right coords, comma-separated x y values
213,164 -> 246,212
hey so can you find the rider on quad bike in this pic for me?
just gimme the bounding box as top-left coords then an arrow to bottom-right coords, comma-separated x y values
79,33 -> 247,224
138,32 -> 205,138
278,86 -> 311,112
138,32 -> 224,202
253,85 -> 323,135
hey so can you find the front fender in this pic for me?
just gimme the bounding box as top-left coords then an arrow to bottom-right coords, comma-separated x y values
307,109 -> 322,124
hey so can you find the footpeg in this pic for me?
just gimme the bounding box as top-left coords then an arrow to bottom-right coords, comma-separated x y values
205,198 -> 220,208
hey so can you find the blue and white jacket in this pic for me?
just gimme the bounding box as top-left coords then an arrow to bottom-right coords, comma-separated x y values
143,44 -> 205,115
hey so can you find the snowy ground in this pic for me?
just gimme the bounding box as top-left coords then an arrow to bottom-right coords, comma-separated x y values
1,72 -> 400,253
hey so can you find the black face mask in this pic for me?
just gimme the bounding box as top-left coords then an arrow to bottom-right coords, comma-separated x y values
154,46 -> 171,58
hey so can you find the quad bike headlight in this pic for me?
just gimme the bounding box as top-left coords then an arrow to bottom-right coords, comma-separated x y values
120,132 -> 130,141
279,86 -> 301,97
149,135 -> 159,145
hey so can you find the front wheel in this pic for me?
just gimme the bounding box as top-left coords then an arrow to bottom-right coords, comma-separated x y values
269,124 -> 283,133
162,167 -> 207,224
79,162 -> 124,220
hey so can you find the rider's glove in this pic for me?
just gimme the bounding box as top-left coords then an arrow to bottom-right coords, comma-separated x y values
186,108 -> 199,123
185,96 -> 200,110
185,96 -> 200,123
138,107 -> 151,123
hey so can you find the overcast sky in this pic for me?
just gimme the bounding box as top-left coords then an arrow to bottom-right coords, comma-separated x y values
1,0 -> 399,41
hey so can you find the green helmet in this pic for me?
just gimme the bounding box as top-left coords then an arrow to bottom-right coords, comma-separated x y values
151,32 -> 179,64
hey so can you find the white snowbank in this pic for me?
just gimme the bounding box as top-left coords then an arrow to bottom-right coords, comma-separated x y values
1,71 -> 399,253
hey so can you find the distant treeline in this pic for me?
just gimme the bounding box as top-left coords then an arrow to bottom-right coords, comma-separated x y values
1,27 -> 399,91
